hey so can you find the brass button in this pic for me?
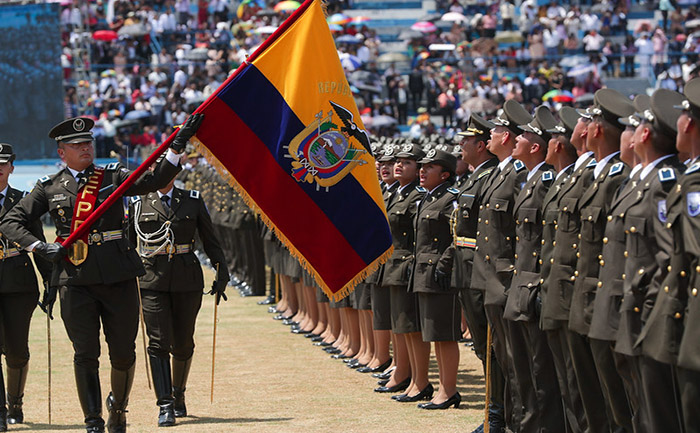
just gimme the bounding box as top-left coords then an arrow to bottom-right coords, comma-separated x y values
619,213 -> 624,218
506,237 -> 510,241
541,240 -> 545,245
532,251 -> 537,257
550,258 -> 555,264
681,271 -> 687,278
668,265 -> 673,272
554,224 -> 558,230
527,282 -> 533,287
485,220 -> 489,225
514,270 -> 518,275
516,220 -> 520,225
480,205 -> 484,210
576,252 -> 580,258
607,215 -> 613,222
630,226 -> 637,233
622,273 -> 626,280
634,307 -> 640,313
495,204 -> 500,209
599,260 -> 605,267
539,259 -> 543,265
588,215 -> 593,221
553,241 -> 556,246
433,238 -> 438,242
401,256 -> 406,260
570,275 -> 576,281
485,237 -> 489,242
475,246 -> 479,251
578,234 -> 582,240
477,231 -> 480,236
597,281 -> 603,288
485,255 -> 490,261
516,236 -> 519,241
572,243 -> 577,249
478,218 -> 482,223
426,214 -> 430,218
428,259 -> 433,264
514,253 -> 518,259
403,232 -> 407,236
603,237 -> 608,244
524,218 -> 529,223
696,266 -> 700,274
675,312 -> 682,319
542,220 -> 546,225
624,251 -> 629,258
692,288 -> 698,297
666,223 -> 672,229
598,255 -> 603,260
664,286 -> 669,293
638,268 -> 644,275
486,204 -> 490,208
574,271 -> 579,277
563,206 -> 568,212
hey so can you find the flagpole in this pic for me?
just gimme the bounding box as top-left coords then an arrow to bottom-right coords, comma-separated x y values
60,0 -> 316,251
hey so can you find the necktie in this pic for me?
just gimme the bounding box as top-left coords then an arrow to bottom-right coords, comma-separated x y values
0,193 -> 4,206
161,195 -> 171,212
76,172 -> 87,189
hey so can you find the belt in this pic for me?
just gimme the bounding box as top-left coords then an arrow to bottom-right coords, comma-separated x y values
454,236 -> 476,249
87,230 -> 123,245
141,243 -> 192,256
0,247 -> 21,260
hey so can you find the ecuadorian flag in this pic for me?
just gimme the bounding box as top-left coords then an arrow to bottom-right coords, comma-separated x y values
191,0 -> 392,300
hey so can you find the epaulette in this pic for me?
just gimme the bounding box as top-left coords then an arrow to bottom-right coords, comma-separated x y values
542,171 -> 554,182
130,196 -> 141,203
39,175 -> 51,185
477,168 -> 493,179
447,187 -> 459,195
190,190 -> 200,199
658,168 -> 676,183
608,162 -> 624,177
513,160 -> 525,172
415,186 -> 427,193
685,162 -> 700,175
106,162 -> 120,171
586,159 -> 597,168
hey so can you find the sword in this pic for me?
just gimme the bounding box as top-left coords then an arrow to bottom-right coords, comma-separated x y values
211,263 -> 220,403
47,313 -> 51,424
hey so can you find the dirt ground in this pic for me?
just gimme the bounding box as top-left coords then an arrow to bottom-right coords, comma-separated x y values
12,265 -> 486,432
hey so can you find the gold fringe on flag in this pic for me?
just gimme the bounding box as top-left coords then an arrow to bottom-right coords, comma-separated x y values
190,136 -> 393,302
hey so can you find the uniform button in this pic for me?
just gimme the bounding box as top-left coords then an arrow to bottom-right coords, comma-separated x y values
696,266 -> 700,274
574,271 -> 579,277
476,231 -> 480,236
426,214 -> 430,218
666,223 -> 672,229
598,254 -> 603,260
599,260 -> 605,267
478,218 -> 482,223
681,271 -> 687,278
541,240 -> 545,245
588,215 -> 593,221
630,226 -> 637,233
506,237 -> 510,241
485,237 -> 489,242
532,251 -> 537,257
576,252 -> 580,258
622,273 -> 626,280
433,238 -> 438,242
402,256 -> 406,260
539,259 -> 543,265
668,265 -> 673,272
607,215 -> 613,222
674,312 -> 682,319
527,282 -> 533,287
516,236 -> 519,241
570,275 -> 576,281
480,205 -> 484,210
524,218 -> 529,223
428,259 -> 433,264
542,220 -> 546,225
516,220 -> 520,225
403,232 -> 407,236
553,241 -> 556,246
624,251 -> 629,257
475,246 -> 479,251
692,288 -> 698,297
563,206 -> 568,211
664,286 -> 669,293
634,307 -> 640,313
486,204 -> 490,208
578,234 -> 582,240
638,268 -> 644,275
597,281 -> 603,288
495,204 -> 500,209
540,278 -> 545,284
619,213 -> 624,218
485,255 -> 490,261
572,243 -> 577,249
514,270 -> 518,275
485,220 -> 489,225
514,253 -> 518,259
603,237 -> 608,244
554,224 -> 558,230
550,258 -> 555,264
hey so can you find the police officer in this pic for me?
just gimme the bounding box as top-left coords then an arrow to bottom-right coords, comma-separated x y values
0,144 -> 51,430
131,169 -> 228,427
615,89 -> 685,432
450,115 -> 503,432
471,100 -> 531,430
0,114 -> 202,433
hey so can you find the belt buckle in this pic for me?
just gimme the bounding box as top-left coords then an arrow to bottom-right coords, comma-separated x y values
166,244 -> 176,255
0,244 -> 4,261
89,232 -> 103,245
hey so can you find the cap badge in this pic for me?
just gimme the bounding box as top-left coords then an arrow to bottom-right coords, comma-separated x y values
426,149 -> 437,158
73,118 -> 85,132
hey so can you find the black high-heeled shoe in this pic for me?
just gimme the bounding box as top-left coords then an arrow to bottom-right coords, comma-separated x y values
304,333 -> 319,339
372,366 -> 396,380
358,358 -> 392,373
377,378 -> 389,387
394,383 -> 434,402
310,335 -> 324,342
374,376 -> 411,393
417,392 -> 461,410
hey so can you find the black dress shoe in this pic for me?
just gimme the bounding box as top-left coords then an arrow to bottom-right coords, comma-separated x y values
372,366 -> 396,380
282,319 -> 298,326
348,360 -> 366,369
417,392 -> 461,409
395,383 -> 434,402
358,358 -> 393,373
310,335 -> 324,342
291,328 -> 310,334
314,341 -> 332,347
374,376 -> 411,393
258,296 -> 276,305
273,314 -> 290,321
325,348 -> 342,354
377,379 -> 389,386
304,333 -> 319,339
391,393 -> 407,401
331,353 -> 351,360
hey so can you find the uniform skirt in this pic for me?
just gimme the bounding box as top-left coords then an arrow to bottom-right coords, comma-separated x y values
370,284 -> 391,330
418,292 -> 461,342
389,285 -> 419,334
354,283 -> 372,311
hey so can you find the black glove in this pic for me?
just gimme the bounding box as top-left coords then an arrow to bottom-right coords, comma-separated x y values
171,113 -> 204,154
34,242 -> 67,263
39,281 -> 57,320
208,279 -> 228,305
434,269 -> 450,291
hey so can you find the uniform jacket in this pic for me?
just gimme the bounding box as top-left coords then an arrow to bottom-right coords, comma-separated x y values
638,162 -> 694,365
132,187 -> 227,292
471,158 -> 528,306
0,159 -> 180,286
0,187 -> 52,293
615,156 -> 684,357
504,163 -> 554,322
569,155 -> 629,336
382,180 -> 424,287
588,171 -> 643,341
539,165 -> 574,331
544,155 -> 596,323
449,158 -> 498,290
409,182 -> 458,294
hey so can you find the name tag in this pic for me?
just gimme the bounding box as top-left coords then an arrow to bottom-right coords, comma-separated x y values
51,194 -> 67,202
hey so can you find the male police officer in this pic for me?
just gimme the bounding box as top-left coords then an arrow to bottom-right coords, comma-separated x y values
0,114 -> 202,433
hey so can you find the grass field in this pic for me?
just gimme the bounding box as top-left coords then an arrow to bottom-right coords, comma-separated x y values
12,265 -> 486,433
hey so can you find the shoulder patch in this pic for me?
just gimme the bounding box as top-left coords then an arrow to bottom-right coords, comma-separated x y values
658,168 -> 676,183
658,200 -> 667,223
688,192 -> 700,217
447,187 -> 459,195
586,159 -> 597,168
542,171 -> 554,182
608,162 -> 624,177
415,186 -> 427,193
190,190 -> 200,199
513,160 -> 525,172
685,163 -> 700,175
477,168 -> 494,179
106,162 -> 120,171
39,175 -> 51,184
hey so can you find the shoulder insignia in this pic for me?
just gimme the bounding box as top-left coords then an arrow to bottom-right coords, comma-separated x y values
586,159 -> 597,168
447,187 -> 459,195
687,192 -> 700,217
685,163 -> 700,175
513,160 -> 525,172
658,200 -> 667,223
609,162 -> 624,177
39,175 -> 51,184
106,162 -> 120,171
130,196 -> 141,203
415,186 -> 427,193
542,171 -> 554,182
190,190 -> 200,199
477,168 -> 493,179
658,168 -> 676,183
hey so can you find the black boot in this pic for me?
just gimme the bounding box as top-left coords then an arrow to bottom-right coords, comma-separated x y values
149,355 -> 176,427
6,364 -> 28,424
106,365 -> 134,433
171,357 -> 192,418
74,365 -> 105,433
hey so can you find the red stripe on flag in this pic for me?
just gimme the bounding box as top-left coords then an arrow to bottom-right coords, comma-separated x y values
197,97 -> 368,293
